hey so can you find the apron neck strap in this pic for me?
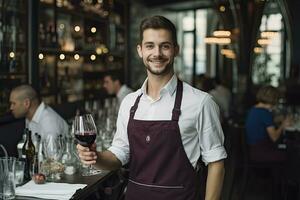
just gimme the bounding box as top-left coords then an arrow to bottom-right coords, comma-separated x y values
130,93 -> 143,119
172,79 -> 183,121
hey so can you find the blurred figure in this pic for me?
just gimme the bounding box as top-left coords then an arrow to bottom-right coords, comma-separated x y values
195,73 -> 215,92
245,85 -> 292,163
195,73 -> 207,91
209,77 -> 231,120
9,85 -> 68,139
103,71 -> 133,106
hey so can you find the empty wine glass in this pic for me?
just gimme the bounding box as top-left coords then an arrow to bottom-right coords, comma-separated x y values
74,114 -> 101,176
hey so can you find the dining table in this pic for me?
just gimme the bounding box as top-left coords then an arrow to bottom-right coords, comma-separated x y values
15,169 -> 126,200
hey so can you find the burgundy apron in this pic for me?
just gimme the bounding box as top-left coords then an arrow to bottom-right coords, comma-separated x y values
125,80 -> 198,200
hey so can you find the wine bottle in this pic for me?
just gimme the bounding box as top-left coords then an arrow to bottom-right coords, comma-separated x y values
22,130 -> 36,180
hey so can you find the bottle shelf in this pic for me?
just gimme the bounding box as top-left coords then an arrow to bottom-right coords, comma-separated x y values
37,0 -> 128,104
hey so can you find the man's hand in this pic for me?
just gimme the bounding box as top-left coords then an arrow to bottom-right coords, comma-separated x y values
77,143 -> 97,165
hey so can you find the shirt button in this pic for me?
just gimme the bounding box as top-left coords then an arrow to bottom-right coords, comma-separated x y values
146,135 -> 151,143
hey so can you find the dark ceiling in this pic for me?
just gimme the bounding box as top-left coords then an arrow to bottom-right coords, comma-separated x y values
137,0 -> 217,11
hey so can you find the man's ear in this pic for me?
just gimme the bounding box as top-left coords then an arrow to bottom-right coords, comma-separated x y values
137,44 -> 143,58
23,98 -> 31,109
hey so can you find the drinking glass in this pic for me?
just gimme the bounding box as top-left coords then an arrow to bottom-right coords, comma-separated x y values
74,114 -> 101,176
42,135 -> 64,181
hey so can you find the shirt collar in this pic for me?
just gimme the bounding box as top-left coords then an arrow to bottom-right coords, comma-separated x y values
140,74 -> 178,97
31,102 -> 46,123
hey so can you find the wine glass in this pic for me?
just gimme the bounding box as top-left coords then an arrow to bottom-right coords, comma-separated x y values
42,135 -> 64,181
74,114 -> 101,176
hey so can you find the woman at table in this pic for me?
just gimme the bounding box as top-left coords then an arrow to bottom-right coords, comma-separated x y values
245,85 -> 292,163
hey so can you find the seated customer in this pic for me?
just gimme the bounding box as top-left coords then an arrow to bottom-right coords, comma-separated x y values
103,71 -> 133,107
9,85 -> 68,139
245,85 -> 292,163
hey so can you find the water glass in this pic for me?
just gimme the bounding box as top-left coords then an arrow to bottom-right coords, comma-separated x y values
0,157 -> 16,200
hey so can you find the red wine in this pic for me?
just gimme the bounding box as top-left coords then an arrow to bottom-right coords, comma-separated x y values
75,134 -> 96,147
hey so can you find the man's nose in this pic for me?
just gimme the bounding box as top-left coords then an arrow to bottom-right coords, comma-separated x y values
153,46 -> 162,56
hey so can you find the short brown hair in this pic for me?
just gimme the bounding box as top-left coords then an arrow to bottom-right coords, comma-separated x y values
139,15 -> 178,46
256,85 -> 280,105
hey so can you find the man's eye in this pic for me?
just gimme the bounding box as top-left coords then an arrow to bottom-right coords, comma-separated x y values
162,45 -> 171,49
145,45 -> 154,49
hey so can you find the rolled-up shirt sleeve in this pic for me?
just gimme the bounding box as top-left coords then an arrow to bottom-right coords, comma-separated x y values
198,95 -> 227,164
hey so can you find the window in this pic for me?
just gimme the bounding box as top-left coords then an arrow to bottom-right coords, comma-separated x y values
175,9 -> 207,84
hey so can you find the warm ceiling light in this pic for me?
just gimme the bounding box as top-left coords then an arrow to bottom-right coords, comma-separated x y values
74,54 -> 80,60
91,27 -> 97,33
38,53 -> 44,60
204,37 -> 231,45
213,30 -> 231,37
74,25 -> 81,32
257,38 -> 271,46
221,49 -> 234,55
9,52 -> 15,58
96,47 -> 102,55
90,54 -> 96,61
254,47 -> 263,53
225,53 -> 236,59
59,54 -> 65,60
221,49 -> 236,59
219,6 -> 226,12
260,31 -> 278,38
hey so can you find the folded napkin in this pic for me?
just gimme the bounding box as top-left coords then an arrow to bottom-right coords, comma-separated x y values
16,180 -> 87,200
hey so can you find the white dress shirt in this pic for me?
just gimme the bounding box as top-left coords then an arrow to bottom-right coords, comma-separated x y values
26,102 -> 69,139
108,75 -> 227,167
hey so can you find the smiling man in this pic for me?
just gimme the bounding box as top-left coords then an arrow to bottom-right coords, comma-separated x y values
77,15 -> 226,200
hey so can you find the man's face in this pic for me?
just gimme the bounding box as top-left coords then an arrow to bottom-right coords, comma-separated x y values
9,91 -> 28,118
103,76 -> 117,95
137,28 -> 179,76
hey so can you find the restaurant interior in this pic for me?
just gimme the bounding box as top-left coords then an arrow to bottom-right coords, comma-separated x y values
1,0 -> 300,199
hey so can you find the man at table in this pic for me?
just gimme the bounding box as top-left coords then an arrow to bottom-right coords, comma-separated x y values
103,71 -> 133,107
77,15 -> 226,200
9,85 -> 68,139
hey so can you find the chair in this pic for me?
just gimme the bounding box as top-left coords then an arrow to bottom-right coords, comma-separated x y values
239,128 -> 284,200
284,139 -> 300,200
221,119 -> 245,200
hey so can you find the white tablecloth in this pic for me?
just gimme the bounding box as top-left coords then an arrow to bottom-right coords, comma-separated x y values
16,180 -> 87,200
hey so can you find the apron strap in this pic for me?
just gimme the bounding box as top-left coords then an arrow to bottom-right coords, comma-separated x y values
129,93 -> 143,119
172,79 -> 183,121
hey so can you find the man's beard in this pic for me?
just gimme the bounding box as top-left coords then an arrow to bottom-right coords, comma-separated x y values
145,58 -> 173,76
